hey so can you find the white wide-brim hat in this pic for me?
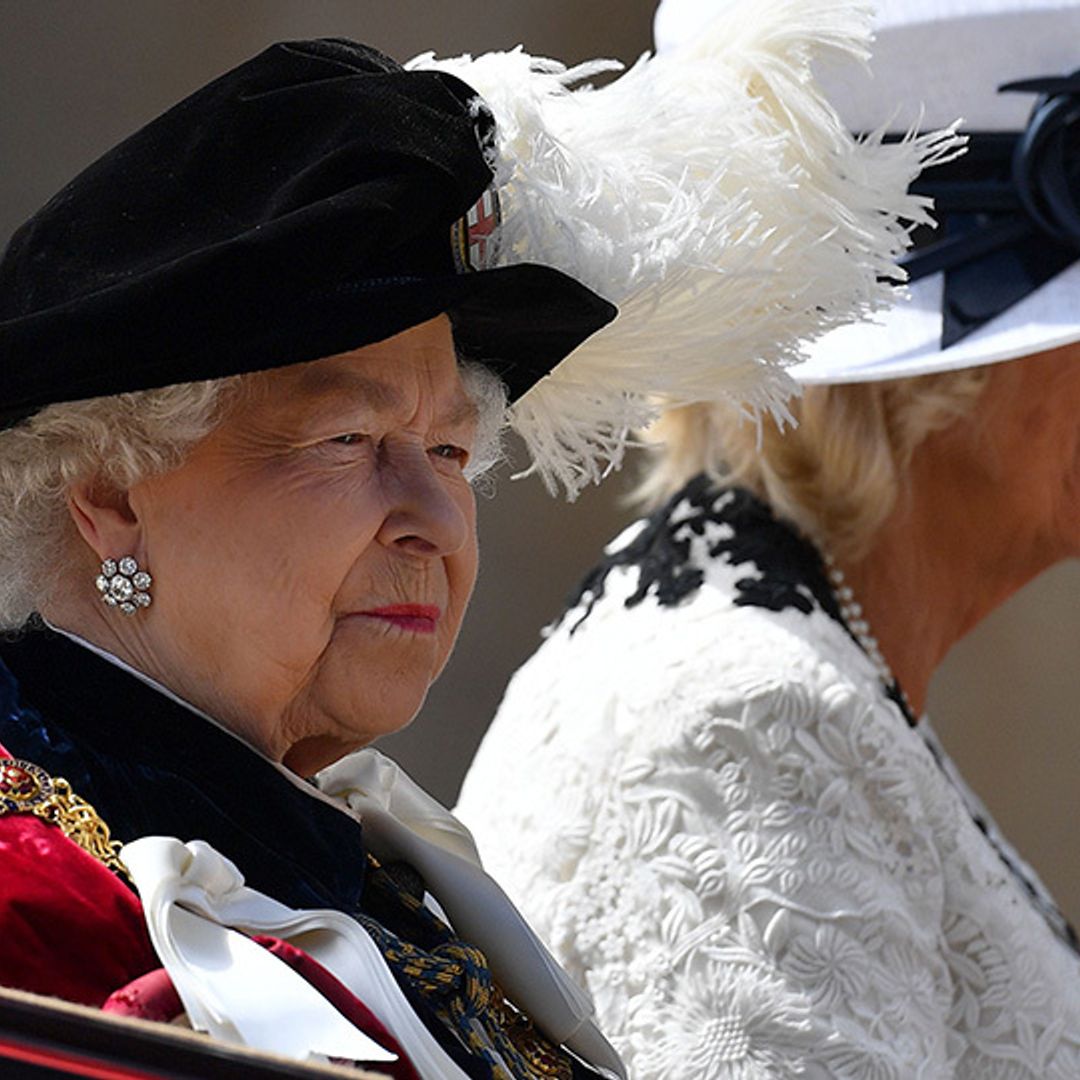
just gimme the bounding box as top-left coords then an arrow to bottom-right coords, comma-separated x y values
657,0 -> 1080,384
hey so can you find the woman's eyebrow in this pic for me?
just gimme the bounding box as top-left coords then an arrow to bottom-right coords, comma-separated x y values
291,367 -> 479,427
441,395 -> 480,430
292,368 -> 401,411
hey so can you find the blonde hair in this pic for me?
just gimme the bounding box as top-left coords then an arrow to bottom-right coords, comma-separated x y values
640,367 -> 991,560
0,361 -> 507,631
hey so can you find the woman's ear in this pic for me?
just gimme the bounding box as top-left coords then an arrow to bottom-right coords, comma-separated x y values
66,480 -> 143,563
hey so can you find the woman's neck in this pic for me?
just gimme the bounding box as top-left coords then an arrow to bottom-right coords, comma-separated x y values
836,442 -> 1063,717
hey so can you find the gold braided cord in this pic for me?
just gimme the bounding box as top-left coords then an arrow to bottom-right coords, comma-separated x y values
364,856 -> 573,1080
491,999 -> 575,1080
0,757 -> 129,881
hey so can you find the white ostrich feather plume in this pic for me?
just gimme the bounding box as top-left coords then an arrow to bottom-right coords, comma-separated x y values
410,0 -> 963,497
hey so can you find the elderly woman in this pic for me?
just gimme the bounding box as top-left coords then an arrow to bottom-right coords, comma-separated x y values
458,1 -> 1080,1077
0,16 -> 941,1079
0,37 -> 626,1080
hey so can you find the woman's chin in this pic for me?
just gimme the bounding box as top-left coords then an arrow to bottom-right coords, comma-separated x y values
281,715 -> 406,776
281,684 -> 429,775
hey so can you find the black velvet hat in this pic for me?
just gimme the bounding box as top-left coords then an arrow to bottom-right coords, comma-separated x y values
0,38 -> 616,427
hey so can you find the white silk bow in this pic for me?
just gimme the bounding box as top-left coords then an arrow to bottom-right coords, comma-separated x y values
55,628 -> 625,1076
121,835 -> 470,1076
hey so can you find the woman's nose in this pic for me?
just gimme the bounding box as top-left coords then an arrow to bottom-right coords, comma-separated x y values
374,437 -> 471,557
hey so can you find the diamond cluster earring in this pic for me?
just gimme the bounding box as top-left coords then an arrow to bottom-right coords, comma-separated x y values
96,556 -> 152,615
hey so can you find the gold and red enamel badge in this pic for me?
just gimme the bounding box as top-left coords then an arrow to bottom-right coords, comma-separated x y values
451,186 -> 502,273
0,755 -> 128,878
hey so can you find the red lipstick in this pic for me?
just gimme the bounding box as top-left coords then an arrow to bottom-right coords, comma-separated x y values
356,604 -> 441,634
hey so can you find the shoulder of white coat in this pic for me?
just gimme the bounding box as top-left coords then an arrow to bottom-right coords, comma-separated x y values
510,544 -> 878,747
461,565 -> 956,1077
459,531 -> 899,861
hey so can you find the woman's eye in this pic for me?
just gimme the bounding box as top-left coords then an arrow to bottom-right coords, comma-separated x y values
430,443 -> 469,465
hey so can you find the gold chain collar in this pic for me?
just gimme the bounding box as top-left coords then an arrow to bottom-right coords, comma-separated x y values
0,756 -> 129,881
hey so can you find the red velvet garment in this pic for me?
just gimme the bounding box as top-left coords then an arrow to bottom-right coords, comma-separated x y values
101,967 -> 183,1024
0,811 -> 157,1006
102,940 -> 419,1079
0,740 -> 418,1077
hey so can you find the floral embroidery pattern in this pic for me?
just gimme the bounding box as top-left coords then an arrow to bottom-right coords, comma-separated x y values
459,477 -> 1080,1079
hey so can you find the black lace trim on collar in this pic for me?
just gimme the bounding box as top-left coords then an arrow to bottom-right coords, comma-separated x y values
565,476 -> 915,723
567,477 -> 835,619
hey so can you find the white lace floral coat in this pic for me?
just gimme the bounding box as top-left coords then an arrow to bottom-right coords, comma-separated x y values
457,481 -> 1080,1080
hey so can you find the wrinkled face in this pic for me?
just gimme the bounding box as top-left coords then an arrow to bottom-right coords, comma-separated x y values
127,316 -> 480,774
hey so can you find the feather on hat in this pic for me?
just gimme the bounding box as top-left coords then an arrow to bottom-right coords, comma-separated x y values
414,0 -> 961,493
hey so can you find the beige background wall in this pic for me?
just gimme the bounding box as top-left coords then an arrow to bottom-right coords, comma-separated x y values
4,0 -> 1079,924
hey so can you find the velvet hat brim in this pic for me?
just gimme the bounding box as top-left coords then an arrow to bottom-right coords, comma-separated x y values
0,38 -> 615,426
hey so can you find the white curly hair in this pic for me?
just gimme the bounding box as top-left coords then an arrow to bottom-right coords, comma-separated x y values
0,361 -> 507,631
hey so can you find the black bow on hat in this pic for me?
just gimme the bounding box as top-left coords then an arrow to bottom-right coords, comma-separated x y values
0,38 -> 616,427
901,69 -> 1080,349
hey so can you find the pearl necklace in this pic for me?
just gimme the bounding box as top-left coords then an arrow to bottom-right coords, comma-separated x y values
822,552 -> 895,686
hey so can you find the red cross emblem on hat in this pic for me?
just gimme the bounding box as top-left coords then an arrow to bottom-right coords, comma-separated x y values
451,187 -> 502,273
